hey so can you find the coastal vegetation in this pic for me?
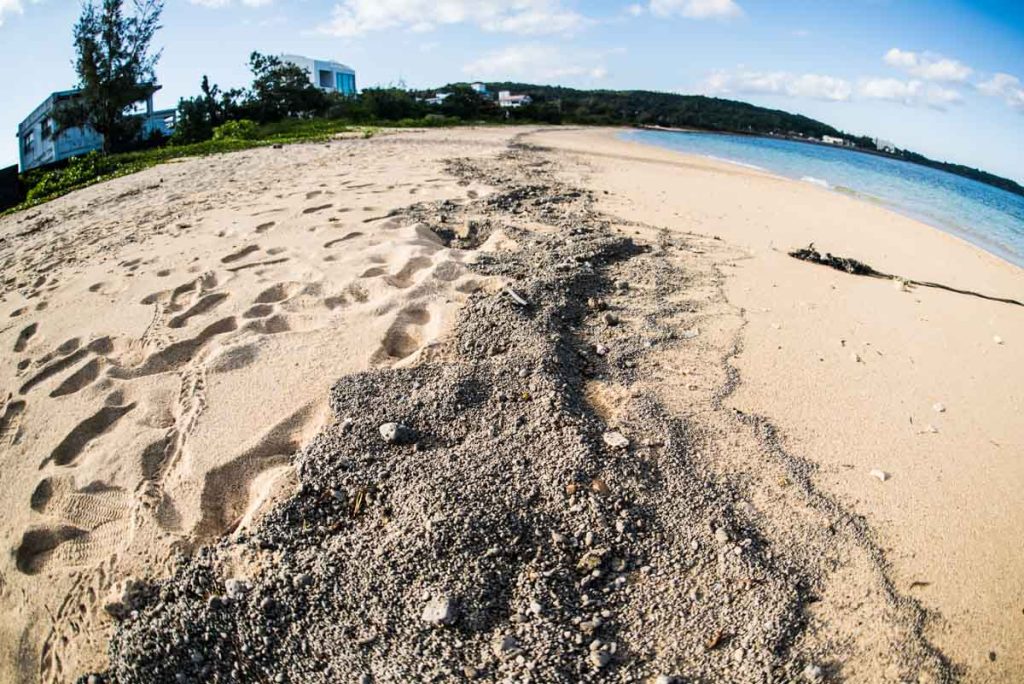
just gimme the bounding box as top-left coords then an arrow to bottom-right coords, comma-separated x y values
8,71 -> 1023,214
52,0 -> 165,154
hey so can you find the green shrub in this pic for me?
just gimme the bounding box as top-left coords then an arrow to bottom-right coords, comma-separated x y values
212,119 -> 260,141
23,152 -> 142,202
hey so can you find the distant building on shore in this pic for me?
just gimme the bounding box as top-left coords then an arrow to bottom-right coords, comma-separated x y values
470,82 -> 489,96
281,55 -> 357,95
17,86 -> 175,173
873,137 -> 896,153
424,92 -> 452,106
821,135 -> 854,148
498,90 -> 532,108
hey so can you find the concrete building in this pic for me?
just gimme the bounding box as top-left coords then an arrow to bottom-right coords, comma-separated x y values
873,137 -> 896,153
17,86 -> 175,172
424,92 -> 452,106
281,55 -> 357,95
498,90 -> 532,108
470,82 -> 489,96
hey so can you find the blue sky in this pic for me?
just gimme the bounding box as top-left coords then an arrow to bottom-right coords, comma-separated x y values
1,0 -> 1022,181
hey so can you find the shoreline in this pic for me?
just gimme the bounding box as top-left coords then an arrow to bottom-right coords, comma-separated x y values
622,127 -> 1024,272
533,127 -> 1023,680
0,126 -> 1020,682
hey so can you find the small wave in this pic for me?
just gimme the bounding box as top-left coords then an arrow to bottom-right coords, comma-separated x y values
705,155 -> 767,172
801,176 -> 831,189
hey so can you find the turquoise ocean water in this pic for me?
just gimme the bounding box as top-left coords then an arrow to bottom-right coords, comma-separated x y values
621,129 -> 1024,269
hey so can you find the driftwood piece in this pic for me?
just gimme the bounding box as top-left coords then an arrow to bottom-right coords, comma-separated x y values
788,243 -> 1023,307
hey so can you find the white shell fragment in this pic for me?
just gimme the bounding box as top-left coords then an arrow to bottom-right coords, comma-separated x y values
932,402 -> 946,413
993,335 -> 1003,345
681,328 -> 700,340
603,431 -> 630,450
504,287 -> 529,306
869,469 -> 890,482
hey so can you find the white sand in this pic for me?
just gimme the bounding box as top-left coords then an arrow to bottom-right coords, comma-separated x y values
1,125 -> 1021,682
535,127 -> 1024,681
0,128 -> 510,682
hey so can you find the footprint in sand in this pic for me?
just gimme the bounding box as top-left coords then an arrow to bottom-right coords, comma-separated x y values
191,403 -> 318,540
50,358 -> 105,398
221,245 -> 261,264
168,293 -> 229,329
255,282 -> 302,304
374,306 -> 432,363
20,337 -> 112,395
323,232 -> 363,248
385,256 -> 433,289
255,221 -> 276,234
111,317 -> 237,379
0,399 -> 27,447
14,322 -> 38,353
302,204 -> 333,215
42,401 -> 137,468
243,304 -> 275,319
16,476 -> 129,575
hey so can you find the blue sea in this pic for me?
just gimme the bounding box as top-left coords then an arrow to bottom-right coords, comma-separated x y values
621,129 -> 1024,269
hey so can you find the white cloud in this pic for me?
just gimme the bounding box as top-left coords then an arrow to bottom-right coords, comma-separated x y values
0,0 -> 24,27
649,0 -> 742,19
702,69 -> 852,101
319,0 -> 588,37
978,73 -> 1024,112
625,3 -> 645,16
883,48 -> 972,83
463,44 -> 609,82
858,77 -> 963,110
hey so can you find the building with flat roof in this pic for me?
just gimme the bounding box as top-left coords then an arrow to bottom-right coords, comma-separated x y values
498,90 -> 532,108
281,55 -> 357,95
17,86 -> 175,172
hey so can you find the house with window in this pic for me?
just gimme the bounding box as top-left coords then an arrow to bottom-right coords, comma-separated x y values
17,85 -> 175,172
498,90 -> 532,108
281,55 -> 357,95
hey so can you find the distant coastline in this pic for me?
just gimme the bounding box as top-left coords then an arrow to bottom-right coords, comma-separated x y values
636,122 -> 1024,198
624,126 -> 1024,269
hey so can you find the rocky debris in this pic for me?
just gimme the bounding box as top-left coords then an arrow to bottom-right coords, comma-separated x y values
602,431 -> 629,450
802,663 -> 824,681
377,422 -> 415,445
421,595 -> 456,625
102,579 -> 148,621
93,137 -> 955,684
869,469 -> 891,482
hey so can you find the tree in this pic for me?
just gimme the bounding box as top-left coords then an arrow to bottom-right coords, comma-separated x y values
54,0 -> 164,153
172,75 -> 243,144
243,52 -> 327,122
438,85 -> 496,120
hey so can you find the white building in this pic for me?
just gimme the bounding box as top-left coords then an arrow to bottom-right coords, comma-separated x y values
281,55 -> 357,95
498,90 -> 532,108
470,82 -> 489,95
425,92 -> 452,106
17,86 -> 175,172
873,137 -> 896,153
821,135 -> 844,145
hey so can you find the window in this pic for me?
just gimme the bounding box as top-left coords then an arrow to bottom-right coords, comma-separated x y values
336,72 -> 356,95
318,69 -> 333,88
22,130 -> 35,154
41,119 -> 52,139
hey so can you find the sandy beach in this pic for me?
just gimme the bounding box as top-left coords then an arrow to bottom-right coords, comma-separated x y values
0,126 -> 1020,683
